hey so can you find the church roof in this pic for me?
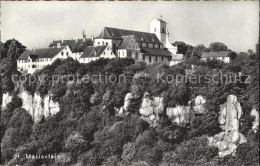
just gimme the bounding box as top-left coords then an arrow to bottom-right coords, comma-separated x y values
140,48 -> 172,57
95,27 -> 162,44
118,35 -> 135,50
201,51 -> 233,58
49,38 -> 93,53
155,19 -> 167,24
18,47 -> 65,60
80,45 -> 107,58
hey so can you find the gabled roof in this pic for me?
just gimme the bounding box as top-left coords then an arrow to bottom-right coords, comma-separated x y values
118,35 -> 135,50
201,51 -> 232,58
49,38 -> 93,53
80,45 -> 107,58
140,48 -> 172,57
95,27 -> 162,44
18,47 -> 65,60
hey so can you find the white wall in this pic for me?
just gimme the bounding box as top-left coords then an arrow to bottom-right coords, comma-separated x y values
17,46 -> 73,74
150,19 -> 167,46
79,45 -> 116,64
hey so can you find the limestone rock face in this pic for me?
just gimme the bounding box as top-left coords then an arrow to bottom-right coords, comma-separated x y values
219,95 -> 242,132
208,95 -> 246,157
13,90 -> 60,122
166,106 -> 190,125
250,108 -> 259,133
116,92 -> 133,117
193,95 -> 207,114
2,93 -> 12,109
139,92 -> 164,127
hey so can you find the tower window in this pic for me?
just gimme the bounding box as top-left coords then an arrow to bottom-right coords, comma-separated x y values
162,27 -> 165,33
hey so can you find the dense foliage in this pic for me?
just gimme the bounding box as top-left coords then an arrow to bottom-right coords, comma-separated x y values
0,40 -> 259,165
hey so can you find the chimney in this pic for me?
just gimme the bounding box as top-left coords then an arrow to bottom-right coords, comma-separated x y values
61,37 -> 64,43
91,35 -> 94,42
75,37 -> 78,42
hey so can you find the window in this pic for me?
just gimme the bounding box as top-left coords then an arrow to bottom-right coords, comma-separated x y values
155,56 -> 158,62
162,27 -> 165,33
162,56 -> 164,61
104,52 -> 105,55
106,42 -> 108,45
127,51 -> 131,58
111,52 -> 113,55
143,55 -> 145,61
61,52 -> 64,55
67,52 -> 69,56
98,42 -> 100,45
102,42 -> 104,45
149,55 -> 151,63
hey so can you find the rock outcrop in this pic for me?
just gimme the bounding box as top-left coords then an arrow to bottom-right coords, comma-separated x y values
2,90 -> 60,123
115,92 -> 133,117
139,92 -> 164,127
250,108 -> 259,133
193,95 -> 207,114
2,93 -> 12,109
208,95 -> 247,157
166,106 -> 191,125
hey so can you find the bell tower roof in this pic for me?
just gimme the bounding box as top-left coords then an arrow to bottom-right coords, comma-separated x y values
155,19 -> 167,24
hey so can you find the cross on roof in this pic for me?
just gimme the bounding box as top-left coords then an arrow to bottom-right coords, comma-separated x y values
160,14 -> 163,20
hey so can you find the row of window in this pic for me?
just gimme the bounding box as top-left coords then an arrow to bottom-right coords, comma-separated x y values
18,58 -> 53,63
143,55 -> 166,63
81,57 -> 98,62
61,52 -> 69,56
19,64 -> 47,69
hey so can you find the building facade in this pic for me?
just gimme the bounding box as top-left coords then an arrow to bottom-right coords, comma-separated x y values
201,51 -> 236,63
17,46 -> 73,74
94,18 -> 177,64
79,45 -> 116,63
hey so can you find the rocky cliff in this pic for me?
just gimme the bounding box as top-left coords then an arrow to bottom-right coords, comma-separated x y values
208,95 -> 247,157
2,90 -> 59,122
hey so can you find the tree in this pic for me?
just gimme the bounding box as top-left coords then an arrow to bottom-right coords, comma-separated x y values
172,41 -> 188,55
209,42 -> 228,52
1,39 -> 26,60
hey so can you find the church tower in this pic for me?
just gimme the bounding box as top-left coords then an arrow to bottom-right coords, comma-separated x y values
150,17 -> 167,46
150,17 -> 177,55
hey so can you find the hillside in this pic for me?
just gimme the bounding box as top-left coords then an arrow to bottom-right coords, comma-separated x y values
0,55 -> 259,165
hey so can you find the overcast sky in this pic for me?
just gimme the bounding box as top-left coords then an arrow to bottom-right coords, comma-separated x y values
1,1 -> 259,52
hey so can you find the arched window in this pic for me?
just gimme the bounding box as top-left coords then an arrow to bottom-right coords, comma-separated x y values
162,27 -> 165,33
